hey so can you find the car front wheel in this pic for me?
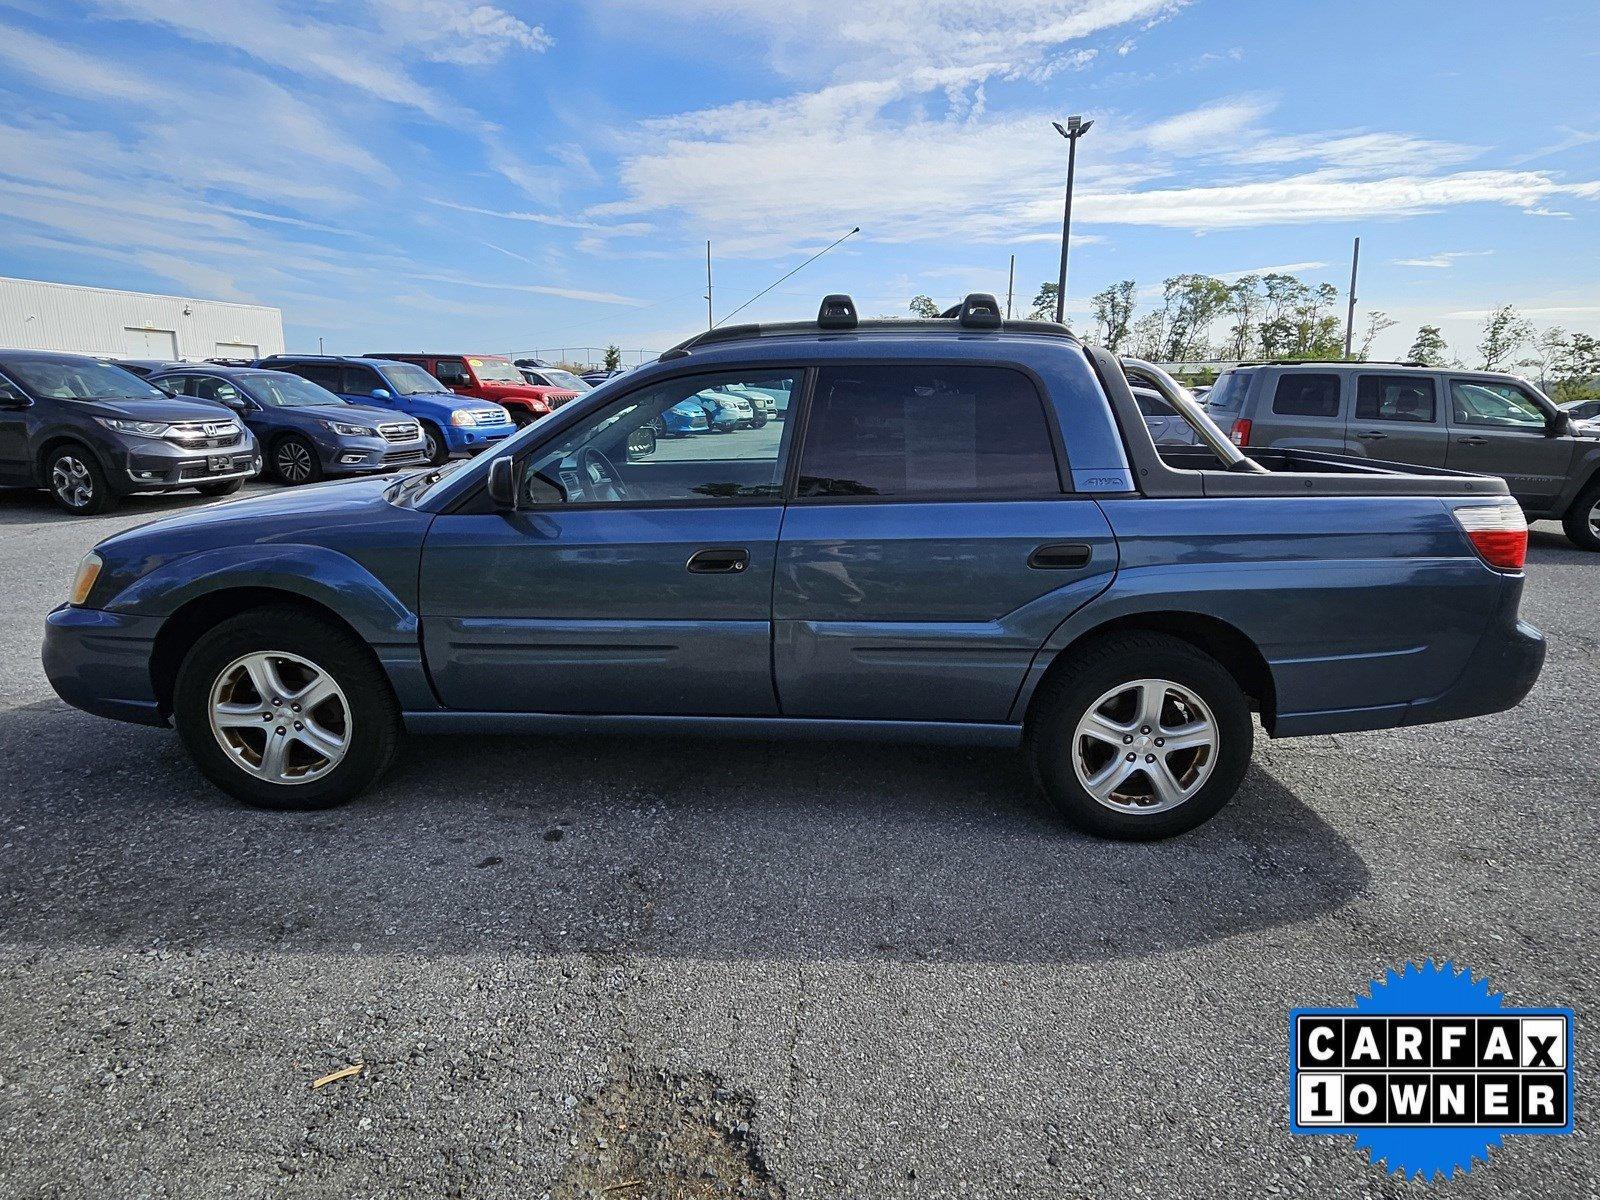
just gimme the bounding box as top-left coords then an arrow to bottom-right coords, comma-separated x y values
421,421 -> 449,466
271,435 -> 321,485
47,444 -> 117,514
1561,480 -> 1600,551
1026,632 -> 1253,839
173,607 -> 402,810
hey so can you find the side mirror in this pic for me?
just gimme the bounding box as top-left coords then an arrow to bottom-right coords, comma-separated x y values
486,456 -> 518,510
0,385 -> 28,409
1548,413 -> 1573,437
371,388 -> 391,400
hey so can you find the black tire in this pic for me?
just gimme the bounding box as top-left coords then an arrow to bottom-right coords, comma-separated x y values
1025,632 -> 1253,840
1561,480 -> 1600,551
751,412 -> 769,429
173,606 -> 402,811
421,421 -> 450,466
45,443 -> 117,514
196,478 -> 245,497
271,435 -> 322,486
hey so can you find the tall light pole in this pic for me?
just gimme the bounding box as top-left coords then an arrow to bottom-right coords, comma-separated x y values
1343,236 -> 1361,359
1052,115 -> 1093,325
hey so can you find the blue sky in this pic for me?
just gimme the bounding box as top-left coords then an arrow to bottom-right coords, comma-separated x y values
1,0 -> 1596,362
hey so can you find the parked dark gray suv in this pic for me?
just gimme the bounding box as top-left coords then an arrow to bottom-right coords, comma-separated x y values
0,351 -> 260,514
1205,362 -> 1600,548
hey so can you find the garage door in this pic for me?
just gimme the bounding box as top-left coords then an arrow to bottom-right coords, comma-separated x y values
122,327 -> 179,358
215,341 -> 260,359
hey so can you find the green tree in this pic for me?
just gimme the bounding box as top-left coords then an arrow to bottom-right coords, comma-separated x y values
1407,325 -> 1448,366
1546,330 -> 1600,403
1159,273 -> 1232,361
1477,305 -> 1534,371
1357,310 -> 1397,360
1224,275 -> 1263,361
1029,282 -> 1060,322
1089,280 -> 1137,351
908,295 -> 940,319
603,344 -> 622,371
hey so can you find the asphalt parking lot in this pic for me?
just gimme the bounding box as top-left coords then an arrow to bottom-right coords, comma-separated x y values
0,483 -> 1594,1199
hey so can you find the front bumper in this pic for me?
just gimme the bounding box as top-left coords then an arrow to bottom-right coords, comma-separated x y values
443,423 -> 514,456
321,432 -> 430,475
119,438 -> 261,490
42,605 -> 166,727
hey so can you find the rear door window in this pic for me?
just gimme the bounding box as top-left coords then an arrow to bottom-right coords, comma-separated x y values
294,363 -> 343,392
342,365 -> 384,395
1356,375 -> 1438,422
797,365 -> 1062,498
1271,374 -> 1342,418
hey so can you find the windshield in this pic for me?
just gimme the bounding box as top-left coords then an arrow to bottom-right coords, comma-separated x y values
243,372 -> 345,409
467,356 -> 522,383
381,361 -> 452,396
540,369 -> 591,392
6,358 -> 169,401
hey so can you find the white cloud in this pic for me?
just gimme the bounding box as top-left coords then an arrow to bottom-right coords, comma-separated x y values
1216,261 -> 1327,280
0,19 -> 165,101
430,199 -> 652,237
370,0 -> 551,64
1393,250 -> 1493,268
1139,96 -> 1272,154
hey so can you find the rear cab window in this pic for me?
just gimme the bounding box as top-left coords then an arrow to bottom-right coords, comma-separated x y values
797,364 -> 1063,498
1271,373 -> 1342,419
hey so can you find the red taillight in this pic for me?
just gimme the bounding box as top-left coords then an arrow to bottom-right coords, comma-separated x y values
1230,418 -> 1252,447
1451,498 -> 1528,571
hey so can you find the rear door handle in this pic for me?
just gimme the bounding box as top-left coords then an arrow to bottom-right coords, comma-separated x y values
686,547 -> 750,574
1354,430 -> 1388,440
1028,542 -> 1093,570
1458,436 -> 1488,445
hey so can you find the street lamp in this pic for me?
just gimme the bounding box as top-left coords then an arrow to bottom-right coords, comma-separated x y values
1051,115 -> 1093,325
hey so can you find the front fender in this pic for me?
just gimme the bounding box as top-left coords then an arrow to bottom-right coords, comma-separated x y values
109,542 -> 418,646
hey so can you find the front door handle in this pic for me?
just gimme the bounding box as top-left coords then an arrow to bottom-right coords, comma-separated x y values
687,547 -> 750,574
1028,542 -> 1093,570
1354,430 -> 1388,440
1458,436 -> 1488,446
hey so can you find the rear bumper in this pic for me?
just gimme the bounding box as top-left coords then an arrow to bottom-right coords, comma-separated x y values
1402,616 -> 1545,727
42,605 -> 166,727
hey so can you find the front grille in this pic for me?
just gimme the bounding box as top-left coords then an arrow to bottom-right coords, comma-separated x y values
379,422 -> 419,443
382,448 -> 428,466
169,421 -> 243,449
176,453 -> 253,480
472,408 -> 512,426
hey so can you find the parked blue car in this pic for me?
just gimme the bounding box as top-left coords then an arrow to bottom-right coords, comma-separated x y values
262,355 -> 514,465
46,294 -> 1543,839
660,399 -> 711,436
149,364 -> 428,485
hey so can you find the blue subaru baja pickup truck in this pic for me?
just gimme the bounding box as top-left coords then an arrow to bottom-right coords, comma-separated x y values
43,294 -> 1543,839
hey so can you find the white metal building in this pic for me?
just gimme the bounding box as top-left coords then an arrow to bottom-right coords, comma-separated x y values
0,276 -> 285,361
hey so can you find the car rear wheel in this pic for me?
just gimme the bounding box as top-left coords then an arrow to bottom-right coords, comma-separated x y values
1561,480 -> 1600,551
46,444 -> 116,514
271,435 -> 321,485
174,607 -> 401,810
1026,632 -> 1253,839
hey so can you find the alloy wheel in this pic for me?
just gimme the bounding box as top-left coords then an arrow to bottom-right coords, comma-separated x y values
1589,497 -> 1600,538
51,454 -> 94,508
207,651 -> 351,784
1071,677 -> 1218,812
276,441 -> 313,483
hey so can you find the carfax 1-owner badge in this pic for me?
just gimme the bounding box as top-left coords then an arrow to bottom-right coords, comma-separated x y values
1290,961 -> 1575,1181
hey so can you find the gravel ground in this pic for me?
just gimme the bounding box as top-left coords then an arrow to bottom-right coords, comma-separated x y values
0,483 -> 1595,1199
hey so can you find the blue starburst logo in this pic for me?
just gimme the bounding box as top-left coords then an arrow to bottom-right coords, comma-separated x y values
1289,961 -> 1574,1182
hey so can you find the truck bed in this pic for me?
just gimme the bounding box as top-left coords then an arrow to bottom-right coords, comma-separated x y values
1090,347 -> 1512,502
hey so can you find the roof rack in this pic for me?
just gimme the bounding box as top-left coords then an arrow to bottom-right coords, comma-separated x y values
1236,358 -> 1429,368
259,352 -> 348,361
204,357 -> 257,366
661,292 -> 1076,359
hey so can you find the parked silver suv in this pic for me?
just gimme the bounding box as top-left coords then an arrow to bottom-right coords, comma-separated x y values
1205,361 -> 1600,549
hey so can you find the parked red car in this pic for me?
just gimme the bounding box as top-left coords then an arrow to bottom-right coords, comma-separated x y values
366,352 -> 577,426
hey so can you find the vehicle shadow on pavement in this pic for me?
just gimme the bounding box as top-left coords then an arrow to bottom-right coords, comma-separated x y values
0,707 -> 1370,964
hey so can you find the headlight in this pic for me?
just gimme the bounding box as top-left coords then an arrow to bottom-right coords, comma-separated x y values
321,420 -> 376,437
68,552 -> 102,607
450,409 -> 476,427
98,417 -> 170,437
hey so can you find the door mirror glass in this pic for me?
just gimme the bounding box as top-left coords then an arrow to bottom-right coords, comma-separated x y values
371,388 -> 391,400
486,456 -> 517,509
